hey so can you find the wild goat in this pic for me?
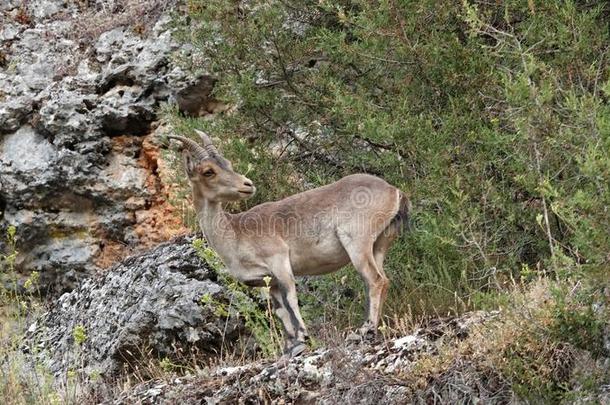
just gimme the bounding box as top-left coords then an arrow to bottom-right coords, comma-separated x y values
167,130 -> 410,357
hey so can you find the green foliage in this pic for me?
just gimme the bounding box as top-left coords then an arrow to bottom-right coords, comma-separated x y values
23,271 -> 39,292
1,225 -> 19,294
73,325 -> 87,346
1,225 -> 41,321
192,238 -> 223,270
170,0 -> 610,321
493,277 -> 609,402
549,283 -> 607,358
159,356 -> 188,373
501,336 -> 572,402
191,239 -> 282,356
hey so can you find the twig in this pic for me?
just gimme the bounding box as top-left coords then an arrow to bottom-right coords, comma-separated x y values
534,143 -> 555,258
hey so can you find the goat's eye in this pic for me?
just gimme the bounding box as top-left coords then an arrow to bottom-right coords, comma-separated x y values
202,169 -> 215,177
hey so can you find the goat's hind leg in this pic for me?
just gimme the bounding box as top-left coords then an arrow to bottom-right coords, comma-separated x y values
338,233 -> 390,338
371,229 -> 398,324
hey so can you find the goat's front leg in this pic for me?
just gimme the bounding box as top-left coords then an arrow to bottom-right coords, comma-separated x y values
269,276 -> 308,358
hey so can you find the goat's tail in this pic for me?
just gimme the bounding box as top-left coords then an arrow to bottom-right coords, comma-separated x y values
384,190 -> 413,237
389,190 -> 412,235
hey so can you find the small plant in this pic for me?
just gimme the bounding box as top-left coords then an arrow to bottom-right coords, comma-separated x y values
1,225 -> 25,317
192,238 -> 223,270
549,283 -> 607,357
192,238 -> 282,356
89,370 -> 101,382
261,275 -> 283,354
73,325 -> 87,346
159,357 -> 176,373
200,292 -> 229,318
24,271 -> 39,292
1,225 -> 18,272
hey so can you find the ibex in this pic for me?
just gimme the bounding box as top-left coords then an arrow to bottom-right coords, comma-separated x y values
167,130 -> 410,357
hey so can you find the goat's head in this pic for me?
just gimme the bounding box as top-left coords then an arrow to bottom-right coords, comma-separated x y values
168,130 -> 255,202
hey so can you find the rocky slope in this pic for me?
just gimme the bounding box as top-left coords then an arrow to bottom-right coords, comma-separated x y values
23,235 -> 254,378
19,236 -> 610,405
108,311 -> 508,404
0,0 -> 215,292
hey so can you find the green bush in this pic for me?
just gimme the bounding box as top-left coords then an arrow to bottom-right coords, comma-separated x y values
168,0 -> 609,322
191,239 -> 283,356
550,282 -> 607,358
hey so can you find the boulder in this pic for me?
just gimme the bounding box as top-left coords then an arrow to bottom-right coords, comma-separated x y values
23,235 -> 254,378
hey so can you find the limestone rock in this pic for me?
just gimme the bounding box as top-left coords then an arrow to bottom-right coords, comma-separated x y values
23,235 -> 254,378
0,1 -> 217,292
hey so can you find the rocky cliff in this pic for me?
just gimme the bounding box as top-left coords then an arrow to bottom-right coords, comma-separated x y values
0,0 -> 215,292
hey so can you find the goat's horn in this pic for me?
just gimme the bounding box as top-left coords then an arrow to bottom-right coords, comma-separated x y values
166,135 -> 209,160
194,129 -> 221,156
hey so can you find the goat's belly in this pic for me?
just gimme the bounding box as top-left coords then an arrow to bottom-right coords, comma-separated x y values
226,263 -> 271,287
289,240 -> 350,276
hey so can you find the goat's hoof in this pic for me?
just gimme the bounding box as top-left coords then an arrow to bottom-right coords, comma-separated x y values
359,323 -> 378,336
362,332 -> 378,344
346,325 -> 377,344
283,341 -> 307,359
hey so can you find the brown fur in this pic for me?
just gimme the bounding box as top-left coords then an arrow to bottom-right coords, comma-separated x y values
171,134 -> 410,357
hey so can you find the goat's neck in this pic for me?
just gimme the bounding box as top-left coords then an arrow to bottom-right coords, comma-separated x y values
194,194 -> 237,262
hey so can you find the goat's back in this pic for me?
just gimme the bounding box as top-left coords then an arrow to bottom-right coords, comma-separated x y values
242,173 -> 399,225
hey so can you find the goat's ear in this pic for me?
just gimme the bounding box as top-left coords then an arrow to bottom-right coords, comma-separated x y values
182,149 -> 197,176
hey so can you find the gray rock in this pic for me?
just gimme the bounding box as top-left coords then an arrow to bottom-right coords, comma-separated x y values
0,126 -> 56,172
0,23 -> 21,42
0,1 -> 216,292
0,94 -> 34,133
30,0 -> 64,20
23,235 -> 254,378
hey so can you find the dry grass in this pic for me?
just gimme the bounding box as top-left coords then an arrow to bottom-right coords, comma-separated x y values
404,278 -> 609,403
0,303 -> 61,405
68,0 -> 178,48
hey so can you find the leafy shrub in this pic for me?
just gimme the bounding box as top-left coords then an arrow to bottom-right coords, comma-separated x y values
549,283 -> 607,358
192,239 -> 283,356
407,278 -> 609,403
167,0 -> 609,323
